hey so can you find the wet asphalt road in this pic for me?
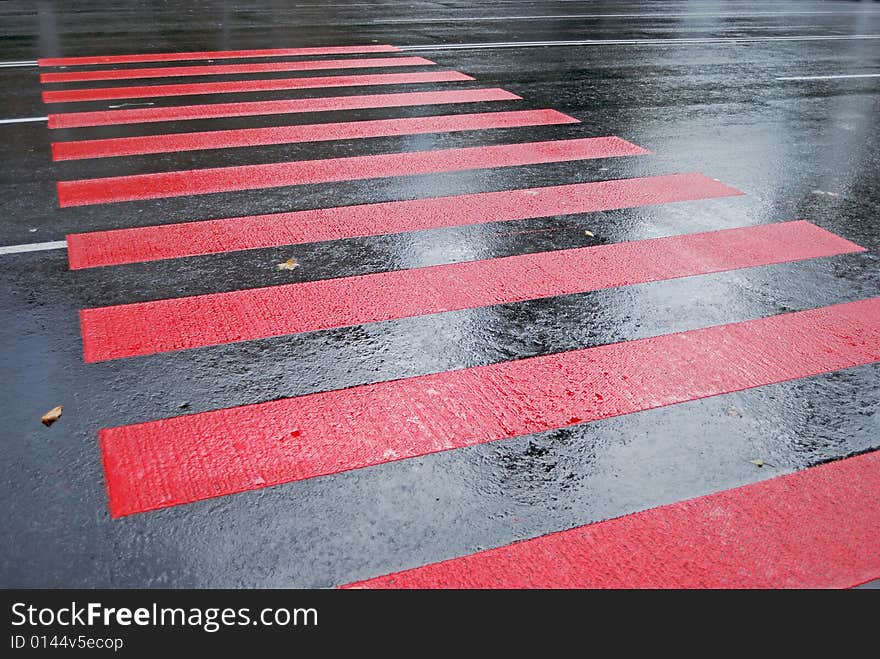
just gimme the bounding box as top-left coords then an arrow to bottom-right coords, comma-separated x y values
1,0 -> 878,587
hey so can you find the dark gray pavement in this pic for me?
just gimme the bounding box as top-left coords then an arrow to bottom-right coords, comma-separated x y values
0,0 -> 878,587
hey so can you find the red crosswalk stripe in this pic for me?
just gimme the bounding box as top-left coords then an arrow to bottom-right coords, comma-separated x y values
99,298 -> 880,516
41,70 -> 474,103
342,451 -> 880,588
47,88 -> 521,129
66,173 -> 741,269
56,136 -> 648,207
79,221 -> 862,362
51,109 -> 579,160
38,45 -> 401,66
40,57 -> 437,83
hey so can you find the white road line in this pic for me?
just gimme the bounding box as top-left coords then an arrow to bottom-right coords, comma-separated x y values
400,34 -> 880,50
0,240 -> 67,256
777,73 -> 880,81
0,116 -> 48,124
294,2 -> 386,5
381,11 -> 880,23
0,60 -> 38,68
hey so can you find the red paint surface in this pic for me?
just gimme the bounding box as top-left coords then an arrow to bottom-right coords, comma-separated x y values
47,88 -> 521,129
99,298 -> 880,516
67,173 -> 741,269
52,109 -> 579,160
80,221 -> 863,361
37,45 -> 400,66
56,136 -> 648,207
39,57 -> 435,83
343,451 -> 880,588
41,70 -> 474,103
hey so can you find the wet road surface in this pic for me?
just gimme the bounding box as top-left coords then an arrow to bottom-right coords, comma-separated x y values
1,0 -> 878,587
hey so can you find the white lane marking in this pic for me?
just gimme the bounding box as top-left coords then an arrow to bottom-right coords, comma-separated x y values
107,102 -> 156,108
777,73 -> 880,81
0,240 -> 67,255
400,34 -> 880,50
0,60 -> 38,67
381,11 -> 880,23
0,116 -> 48,124
294,2 -> 385,5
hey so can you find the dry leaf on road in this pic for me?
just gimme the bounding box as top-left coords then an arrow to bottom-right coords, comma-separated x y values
276,258 -> 300,271
41,405 -> 63,427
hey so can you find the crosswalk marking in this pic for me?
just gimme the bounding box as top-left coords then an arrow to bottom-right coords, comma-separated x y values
342,451 -> 880,589
48,88 -> 521,128
39,56 -> 437,83
79,221 -> 863,362
39,45 -> 879,588
37,45 -> 401,66
56,137 -> 648,206
41,70 -> 474,103
51,109 -> 579,160
66,173 -> 741,269
99,298 -> 880,517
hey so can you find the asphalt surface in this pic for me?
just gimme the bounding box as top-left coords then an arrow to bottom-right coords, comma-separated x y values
1,0 -> 878,587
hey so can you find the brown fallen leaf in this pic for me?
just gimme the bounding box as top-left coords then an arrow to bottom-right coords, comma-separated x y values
749,459 -> 764,468
41,405 -> 63,427
584,230 -> 595,237
276,258 -> 300,271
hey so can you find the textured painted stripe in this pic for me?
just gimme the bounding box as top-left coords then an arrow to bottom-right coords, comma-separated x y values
40,70 -> 474,103
344,451 -> 880,588
39,56 -> 436,82
100,298 -> 880,516
56,136 -> 647,207
48,88 -> 521,128
52,109 -> 579,160
79,221 -> 863,361
38,45 -> 400,66
67,173 -> 741,269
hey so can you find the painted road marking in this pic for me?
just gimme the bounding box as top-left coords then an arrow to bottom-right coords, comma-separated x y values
99,298 -> 880,516
380,10 -> 880,23
0,60 -> 38,68
399,35 -> 880,51
40,70 -> 475,103
777,73 -> 880,81
47,88 -> 521,128
66,173 -> 741,269
0,116 -> 48,124
39,56 -> 437,83
0,240 -> 67,255
79,221 -> 863,362
343,451 -> 880,588
37,45 -> 400,66
52,109 -> 578,160
56,136 -> 648,207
